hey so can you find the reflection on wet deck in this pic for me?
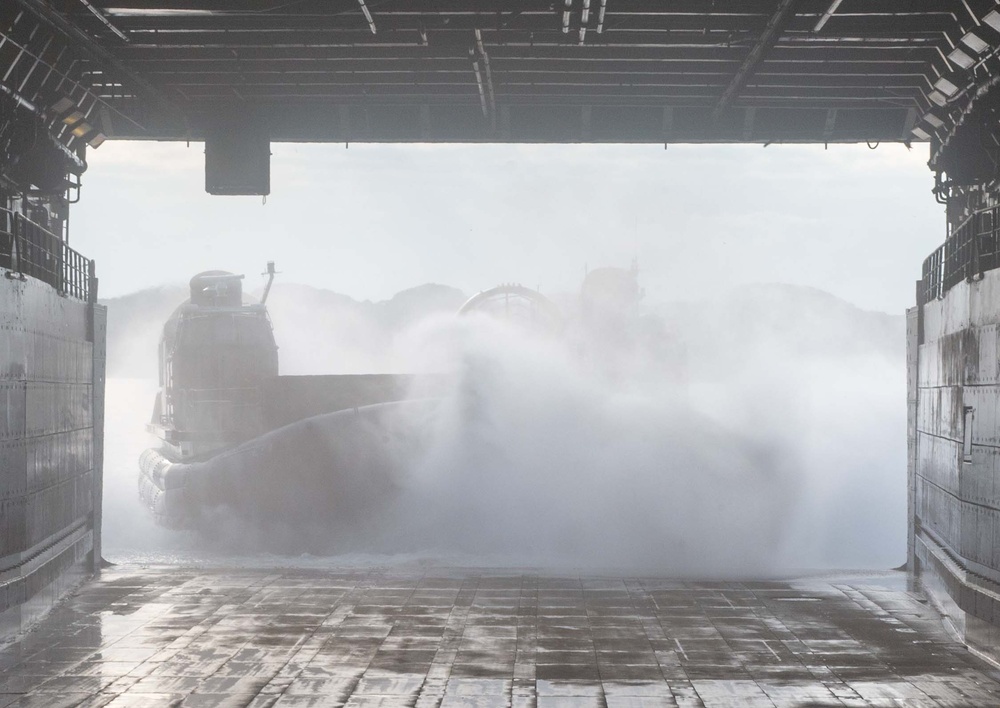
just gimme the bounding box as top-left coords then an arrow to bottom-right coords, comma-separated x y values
0,567 -> 997,707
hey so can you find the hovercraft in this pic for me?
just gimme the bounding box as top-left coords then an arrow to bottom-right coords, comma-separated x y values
138,265 -> 425,536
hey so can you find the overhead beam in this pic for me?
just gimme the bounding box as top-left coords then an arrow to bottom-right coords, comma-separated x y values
94,101 -> 917,143
89,12 -> 955,35
13,0 -> 181,122
168,83 -> 920,102
115,44 -> 942,64
712,0 -> 799,121
0,6 -> 143,140
125,59 -> 931,77
4,0 -> 952,144
89,0 -> 958,16
76,0 -> 129,42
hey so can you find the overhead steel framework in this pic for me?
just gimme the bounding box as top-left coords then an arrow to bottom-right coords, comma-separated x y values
1,0 -> 991,145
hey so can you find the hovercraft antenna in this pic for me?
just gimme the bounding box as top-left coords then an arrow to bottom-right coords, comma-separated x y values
261,261 -> 277,304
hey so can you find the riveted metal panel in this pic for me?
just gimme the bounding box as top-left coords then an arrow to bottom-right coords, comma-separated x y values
970,271 -> 1000,329
0,497 -> 26,560
25,383 -> 92,437
0,382 -> 25,441
907,306 -> 918,572
89,304 -> 106,573
923,279 -> 972,343
26,430 -> 91,493
912,267 -> 1000,660
23,474 -> 93,549
972,324 -> 1000,385
0,326 -> 26,382
0,274 -> 102,639
917,385 -> 963,443
916,434 -> 961,496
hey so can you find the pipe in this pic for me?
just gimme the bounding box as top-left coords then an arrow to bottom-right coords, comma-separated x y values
0,80 -> 39,115
357,0 -> 376,35
813,0 -> 844,33
472,60 -> 488,117
76,0 -> 129,42
261,261 -> 276,304
474,30 -> 496,120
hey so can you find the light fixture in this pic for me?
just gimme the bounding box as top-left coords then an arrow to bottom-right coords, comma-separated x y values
911,126 -> 932,140
50,97 -> 74,114
356,0 -> 375,35
984,9 -> 1000,32
923,112 -> 945,129
46,96 -> 107,148
961,30 -> 989,54
948,46 -> 975,69
928,90 -> 948,106
934,76 -> 960,96
813,0 -> 844,33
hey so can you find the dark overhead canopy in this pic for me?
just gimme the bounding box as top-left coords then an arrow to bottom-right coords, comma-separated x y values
0,0 -> 992,145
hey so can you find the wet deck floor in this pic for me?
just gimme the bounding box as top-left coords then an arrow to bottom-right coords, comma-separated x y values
1,567 -> 999,707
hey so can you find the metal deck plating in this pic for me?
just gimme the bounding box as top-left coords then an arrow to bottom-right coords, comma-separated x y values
0,566 -> 998,707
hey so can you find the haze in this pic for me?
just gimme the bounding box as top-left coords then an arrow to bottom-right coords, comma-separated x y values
74,141 -> 940,314
89,140 -> 927,574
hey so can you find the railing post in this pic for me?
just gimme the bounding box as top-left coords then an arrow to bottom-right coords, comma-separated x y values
57,237 -> 65,296
936,249 -> 943,300
11,213 -> 19,274
88,259 -> 97,304
973,214 -> 981,281
61,242 -> 68,297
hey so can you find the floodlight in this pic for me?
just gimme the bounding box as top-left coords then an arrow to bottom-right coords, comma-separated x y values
948,46 -> 975,69
934,76 -> 960,97
983,9 -> 1000,32
961,30 -> 989,54
923,112 -> 945,129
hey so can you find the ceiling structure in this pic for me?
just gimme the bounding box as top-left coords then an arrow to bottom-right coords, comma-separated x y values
2,0 -> 992,148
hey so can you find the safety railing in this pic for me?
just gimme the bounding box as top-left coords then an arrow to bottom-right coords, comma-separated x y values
920,205 -> 1000,306
0,208 -> 94,302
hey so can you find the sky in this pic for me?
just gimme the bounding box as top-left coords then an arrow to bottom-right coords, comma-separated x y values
72,140 -> 943,313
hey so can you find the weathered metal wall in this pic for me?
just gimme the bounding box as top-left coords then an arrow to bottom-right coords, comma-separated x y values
0,274 -> 105,638
907,306 -> 918,573
913,268 -> 1000,662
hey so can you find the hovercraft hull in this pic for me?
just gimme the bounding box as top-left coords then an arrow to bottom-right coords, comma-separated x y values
138,400 -> 426,538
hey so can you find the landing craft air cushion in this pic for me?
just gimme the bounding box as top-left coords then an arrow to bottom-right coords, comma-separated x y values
137,266 -> 425,536
137,263 -> 674,538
